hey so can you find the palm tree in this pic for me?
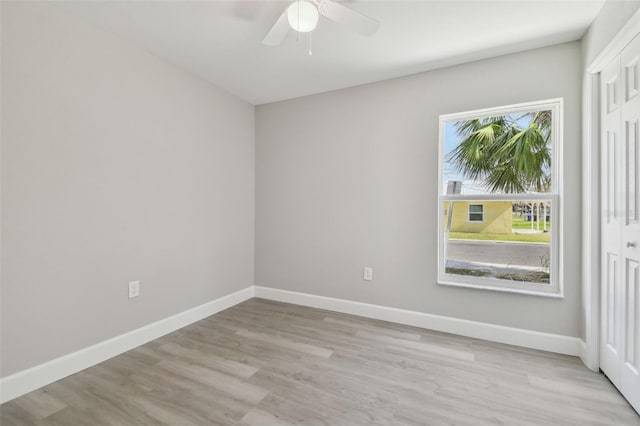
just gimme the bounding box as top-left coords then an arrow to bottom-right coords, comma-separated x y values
447,111 -> 551,193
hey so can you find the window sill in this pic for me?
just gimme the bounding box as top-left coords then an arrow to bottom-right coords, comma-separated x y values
438,278 -> 564,298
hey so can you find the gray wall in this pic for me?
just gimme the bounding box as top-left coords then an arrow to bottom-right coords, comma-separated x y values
1,2 -> 255,376
582,0 -> 640,67
256,42 -> 582,337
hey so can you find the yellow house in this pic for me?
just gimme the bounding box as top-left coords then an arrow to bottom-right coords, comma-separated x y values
444,201 -> 513,234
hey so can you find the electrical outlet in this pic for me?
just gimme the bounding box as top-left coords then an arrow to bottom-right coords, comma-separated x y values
128,280 -> 140,299
363,267 -> 373,281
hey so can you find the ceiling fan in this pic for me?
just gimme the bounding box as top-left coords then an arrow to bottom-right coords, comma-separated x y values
262,0 -> 379,46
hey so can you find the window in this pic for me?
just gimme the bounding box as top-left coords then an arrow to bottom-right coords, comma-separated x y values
468,204 -> 483,222
438,99 -> 562,297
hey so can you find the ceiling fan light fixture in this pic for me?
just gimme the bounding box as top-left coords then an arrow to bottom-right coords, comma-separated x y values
287,0 -> 319,33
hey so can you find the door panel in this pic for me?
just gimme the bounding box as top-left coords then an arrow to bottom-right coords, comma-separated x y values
608,130 -> 619,223
624,259 -> 638,369
603,251 -> 621,378
626,120 -> 639,224
625,56 -> 639,102
602,55 -> 623,385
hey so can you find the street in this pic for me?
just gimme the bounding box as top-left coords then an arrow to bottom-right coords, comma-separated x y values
446,239 -> 550,269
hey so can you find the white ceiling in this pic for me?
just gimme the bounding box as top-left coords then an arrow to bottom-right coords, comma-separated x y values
54,1 -> 604,105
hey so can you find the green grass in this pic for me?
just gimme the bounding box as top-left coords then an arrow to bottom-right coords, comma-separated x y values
512,213 -> 551,230
449,232 -> 550,243
446,267 -> 550,283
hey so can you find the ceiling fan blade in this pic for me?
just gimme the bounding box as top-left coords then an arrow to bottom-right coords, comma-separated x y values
262,8 -> 290,46
316,0 -> 379,36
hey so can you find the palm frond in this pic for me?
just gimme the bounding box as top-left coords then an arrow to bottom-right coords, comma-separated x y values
449,113 -> 552,193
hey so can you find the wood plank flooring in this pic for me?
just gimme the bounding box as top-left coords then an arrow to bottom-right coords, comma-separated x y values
1,298 -> 639,425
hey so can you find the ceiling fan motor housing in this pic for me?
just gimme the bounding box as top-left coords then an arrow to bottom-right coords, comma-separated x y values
287,1 -> 319,33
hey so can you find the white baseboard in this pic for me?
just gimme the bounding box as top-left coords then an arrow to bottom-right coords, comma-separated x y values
254,286 -> 584,357
579,339 -> 599,372
0,286 -> 255,404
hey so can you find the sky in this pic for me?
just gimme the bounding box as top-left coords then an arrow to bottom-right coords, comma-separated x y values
443,121 -> 464,182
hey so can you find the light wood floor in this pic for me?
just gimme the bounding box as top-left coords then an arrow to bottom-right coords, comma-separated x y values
1,298 -> 639,425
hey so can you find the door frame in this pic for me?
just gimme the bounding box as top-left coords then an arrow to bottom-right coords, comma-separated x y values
583,11 -> 640,372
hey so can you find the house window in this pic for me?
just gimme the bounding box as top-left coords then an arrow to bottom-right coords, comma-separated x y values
468,204 -> 484,222
438,99 -> 562,297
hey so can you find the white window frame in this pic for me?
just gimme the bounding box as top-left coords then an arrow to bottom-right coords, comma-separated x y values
437,99 -> 563,298
468,204 -> 484,222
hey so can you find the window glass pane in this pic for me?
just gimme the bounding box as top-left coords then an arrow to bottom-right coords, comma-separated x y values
469,205 -> 483,213
442,110 -> 552,195
443,200 -> 552,285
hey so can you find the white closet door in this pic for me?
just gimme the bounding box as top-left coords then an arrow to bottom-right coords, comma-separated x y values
619,33 -> 640,414
601,33 -> 640,414
601,48 -> 623,391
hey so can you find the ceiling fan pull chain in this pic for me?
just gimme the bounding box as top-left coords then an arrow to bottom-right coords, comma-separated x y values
297,0 -> 300,43
262,0 -> 378,47
309,32 -> 313,56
